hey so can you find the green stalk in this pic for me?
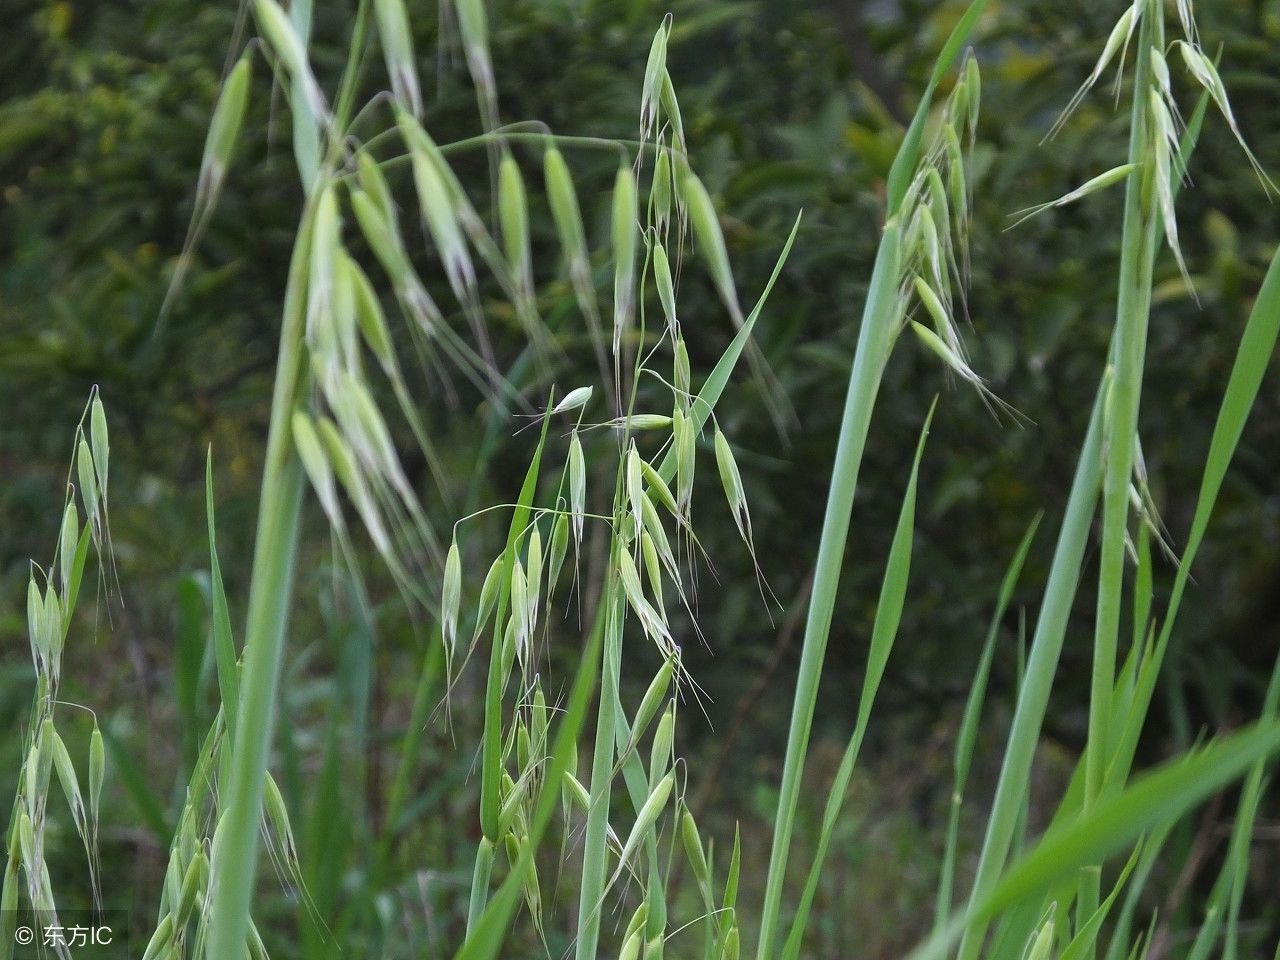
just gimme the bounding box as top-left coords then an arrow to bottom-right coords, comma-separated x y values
1082,7 -> 1163,943
573,580 -> 624,960
755,223 -> 901,958
973,82 -> 1218,960
953,50 -> 1224,960
204,201 -> 314,960
754,9 -> 988,951
954,380 -> 1108,960
466,839 -> 496,934
779,401 -> 936,960
1087,0 -> 1160,817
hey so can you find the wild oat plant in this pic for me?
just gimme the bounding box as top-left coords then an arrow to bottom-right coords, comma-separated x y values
5,0 -> 1280,959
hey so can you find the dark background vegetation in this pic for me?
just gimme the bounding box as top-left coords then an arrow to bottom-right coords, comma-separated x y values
2,0 -> 1279,956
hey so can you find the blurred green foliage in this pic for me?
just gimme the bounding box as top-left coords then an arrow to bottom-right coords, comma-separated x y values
3,0 -> 1280,955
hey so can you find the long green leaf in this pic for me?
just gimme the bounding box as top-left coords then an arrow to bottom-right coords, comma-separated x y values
909,720 -> 1280,960
935,513 -> 1042,931
779,399 -> 937,960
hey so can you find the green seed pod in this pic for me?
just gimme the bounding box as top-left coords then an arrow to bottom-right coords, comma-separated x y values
660,70 -> 685,152
264,772 -> 297,861
373,0 -> 421,117
350,189 -> 409,287
27,576 -> 46,670
924,168 -> 951,245
292,411 -> 342,529
544,145 -> 588,269
163,851 -> 183,915
531,685 -> 548,759
500,615 -> 518,687
553,386 -> 594,415
547,513 -> 570,594
619,930 -> 643,960
632,660 -> 674,748
36,717 -> 56,798
347,257 -> 395,370
474,555 -> 504,641
498,150 -> 531,287
342,374 -> 405,484
620,414 -> 673,432
502,829 -> 520,867
199,56 -> 252,203
89,724 -> 105,824
719,926 -> 740,960
909,320 -> 973,384
569,431 -> 586,547
443,536 -> 462,656
640,20 -> 669,138
194,56 -> 252,208
672,407 -> 695,515
526,524 -> 543,626
516,721 -> 532,776
965,55 -> 981,134
681,808 -> 710,889
949,76 -> 969,129
562,771 -> 590,811
140,912 -> 174,960
1027,919 -> 1055,960
76,437 -> 100,531
624,902 -> 649,944
653,243 -> 677,336
253,0 -> 326,118
612,164 -> 638,357
59,501 -> 79,595
309,181 -> 341,292
640,460 -> 679,519
316,416 -> 359,495
641,531 -> 664,610
913,275 -> 953,343
17,811 -> 36,868
51,729 -> 84,828
356,151 -> 396,221
510,559 -> 529,654
713,425 -> 750,542
454,0 -> 493,89
723,827 -> 741,909
1,855 -> 19,934
45,587 -> 64,666
327,251 -> 361,368
617,547 -> 648,618
90,393 -> 109,497
681,167 -> 740,318
176,850 -> 208,925
673,338 -> 691,407
648,704 -> 675,788
652,149 -> 673,236
400,113 -> 473,298
626,444 -> 646,530
619,770 -> 675,873
640,485 -> 677,574
948,155 -> 967,228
